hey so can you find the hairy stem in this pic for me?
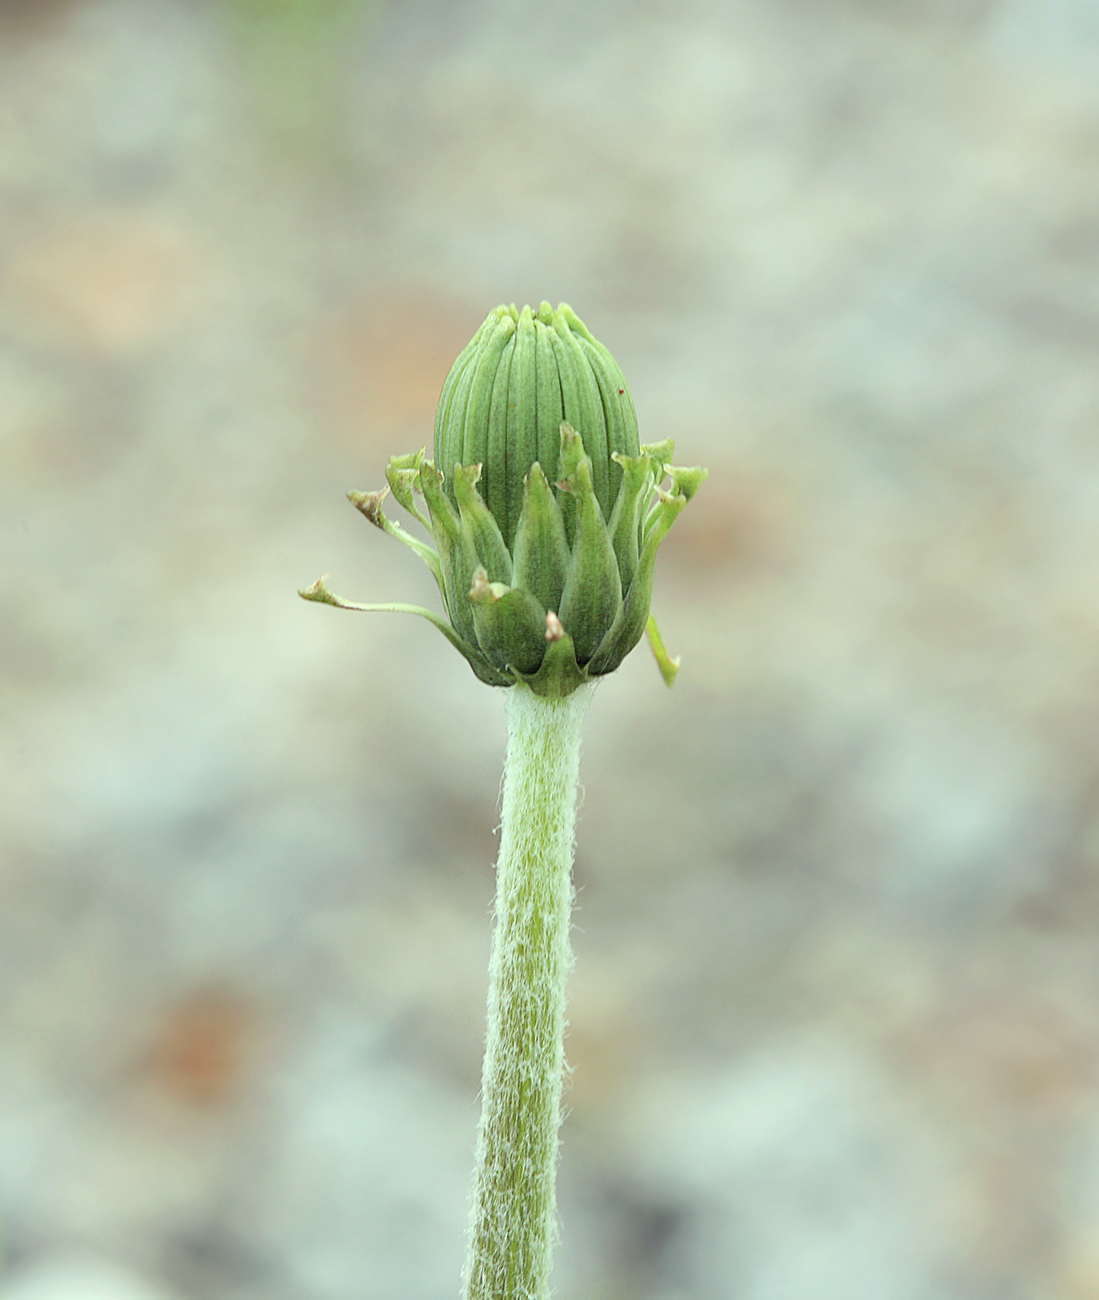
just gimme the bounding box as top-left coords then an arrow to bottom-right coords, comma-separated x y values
463,682 -> 593,1300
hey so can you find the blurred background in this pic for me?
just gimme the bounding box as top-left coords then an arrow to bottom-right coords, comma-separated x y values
2,1 -> 1099,1298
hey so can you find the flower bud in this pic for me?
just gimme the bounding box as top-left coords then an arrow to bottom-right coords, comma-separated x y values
300,303 -> 707,697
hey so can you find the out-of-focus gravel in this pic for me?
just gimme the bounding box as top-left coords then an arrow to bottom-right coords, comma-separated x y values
3,1 -> 1099,1297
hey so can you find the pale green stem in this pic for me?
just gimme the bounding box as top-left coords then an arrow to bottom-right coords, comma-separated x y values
463,681 -> 594,1300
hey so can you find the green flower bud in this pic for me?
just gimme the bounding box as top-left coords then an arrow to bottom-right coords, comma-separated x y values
300,303 -> 707,697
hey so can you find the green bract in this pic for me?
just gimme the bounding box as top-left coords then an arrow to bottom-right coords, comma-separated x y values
300,302 -> 707,698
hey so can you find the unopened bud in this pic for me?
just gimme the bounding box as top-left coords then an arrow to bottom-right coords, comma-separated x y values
301,303 -> 707,696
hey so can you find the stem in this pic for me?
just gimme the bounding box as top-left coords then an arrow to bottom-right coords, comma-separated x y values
463,682 -> 594,1300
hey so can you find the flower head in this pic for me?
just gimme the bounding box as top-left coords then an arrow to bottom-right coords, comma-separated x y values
301,302 -> 707,697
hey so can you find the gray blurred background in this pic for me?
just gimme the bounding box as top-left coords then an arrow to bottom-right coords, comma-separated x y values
2,1 -> 1099,1298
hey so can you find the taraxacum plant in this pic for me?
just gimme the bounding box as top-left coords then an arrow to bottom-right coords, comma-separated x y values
301,302 -> 706,1300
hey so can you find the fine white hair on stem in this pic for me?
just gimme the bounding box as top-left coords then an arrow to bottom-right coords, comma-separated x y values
462,682 -> 594,1300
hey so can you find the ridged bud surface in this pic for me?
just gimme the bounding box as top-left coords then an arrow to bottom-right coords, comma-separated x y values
435,303 -> 640,548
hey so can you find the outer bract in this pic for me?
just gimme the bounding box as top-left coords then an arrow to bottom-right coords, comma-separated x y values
300,303 -> 707,698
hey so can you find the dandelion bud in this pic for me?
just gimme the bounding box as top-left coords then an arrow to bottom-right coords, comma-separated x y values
301,303 -> 707,697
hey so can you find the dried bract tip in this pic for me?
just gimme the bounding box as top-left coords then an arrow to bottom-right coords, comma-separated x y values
348,488 -> 389,527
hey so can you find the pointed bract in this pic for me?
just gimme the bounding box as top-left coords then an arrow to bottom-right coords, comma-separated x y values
606,451 -> 654,595
556,450 -> 623,664
454,463 -> 512,584
469,567 -> 550,675
511,463 -> 570,619
419,460 -> 481,649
